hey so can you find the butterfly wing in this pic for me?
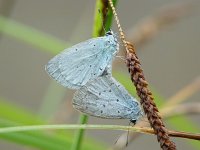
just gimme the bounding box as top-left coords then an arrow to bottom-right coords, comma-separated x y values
45,34 -> 118,89
73,75 -> 142,120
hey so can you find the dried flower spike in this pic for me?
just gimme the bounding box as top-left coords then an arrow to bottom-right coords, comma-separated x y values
125,42 -> 176,150
108,0 -> 176,149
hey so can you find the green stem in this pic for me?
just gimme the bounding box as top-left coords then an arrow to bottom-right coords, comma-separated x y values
70,115 -> 88,150
0,124 -> 148,133
70,1 -> 118,150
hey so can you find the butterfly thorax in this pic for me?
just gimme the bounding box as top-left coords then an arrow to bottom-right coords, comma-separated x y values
104,30 -> 119,55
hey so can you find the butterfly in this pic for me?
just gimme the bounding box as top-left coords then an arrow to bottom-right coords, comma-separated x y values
45,30 -> 119,89
73,74 -> 143,124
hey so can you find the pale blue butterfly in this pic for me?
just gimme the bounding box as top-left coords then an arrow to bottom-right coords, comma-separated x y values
73,73 -> 143,124
45,30 -> 119,89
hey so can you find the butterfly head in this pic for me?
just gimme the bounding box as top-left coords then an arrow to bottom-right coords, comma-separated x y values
130,111 -> 144,125
105,29 -> 114,36
130,119 -> 137,125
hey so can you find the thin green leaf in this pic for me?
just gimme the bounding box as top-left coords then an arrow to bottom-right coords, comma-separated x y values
0,15 -> 68,54
0,99 -> 104,150
0,119 -> 70,150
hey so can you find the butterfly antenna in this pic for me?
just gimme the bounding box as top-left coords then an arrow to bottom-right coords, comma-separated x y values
98,9 -> 106,34
116,56 -> 125,61
114,135 -> 120,145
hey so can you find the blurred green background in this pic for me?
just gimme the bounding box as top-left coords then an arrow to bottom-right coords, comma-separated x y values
0,0 -> 199,150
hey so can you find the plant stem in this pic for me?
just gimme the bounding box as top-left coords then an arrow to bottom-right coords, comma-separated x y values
70,115 -> 88,150
0,124 -> 199,141
70,1 -> 117,150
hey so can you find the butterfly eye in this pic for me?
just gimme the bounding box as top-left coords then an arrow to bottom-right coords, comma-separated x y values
130,119 -> 137,125
106,29 -> 112,36
106,32 -> 112,35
